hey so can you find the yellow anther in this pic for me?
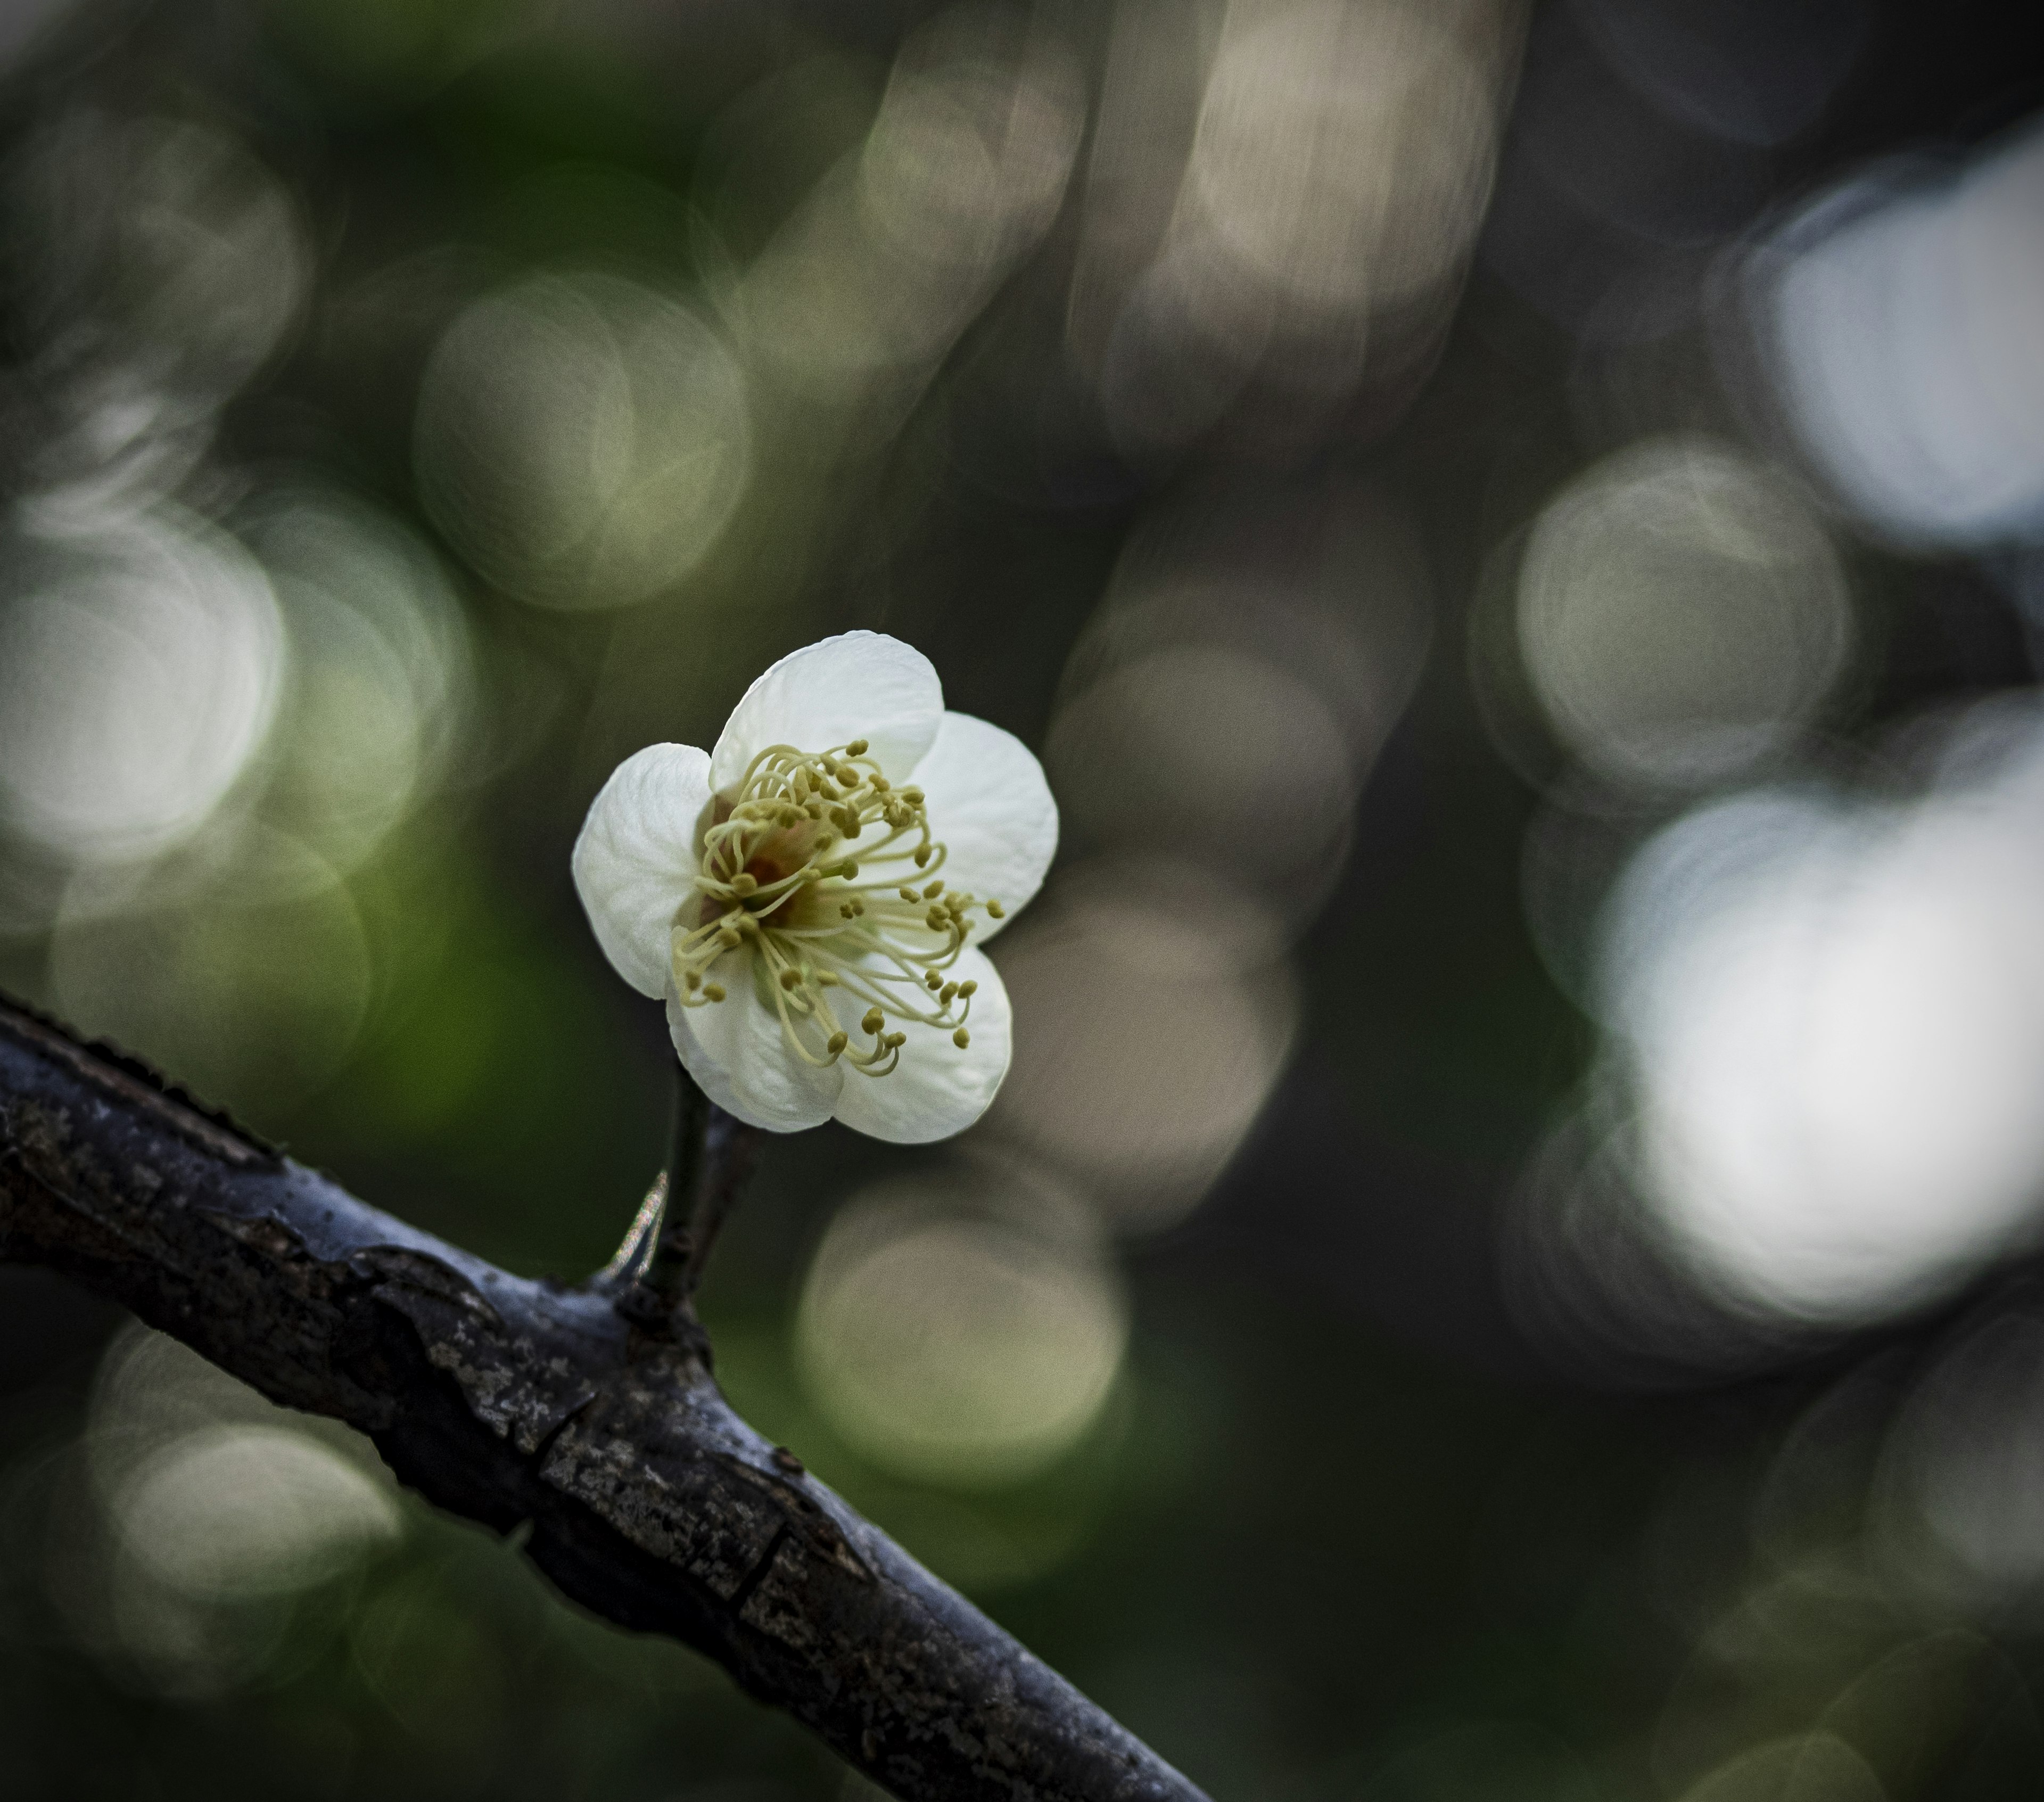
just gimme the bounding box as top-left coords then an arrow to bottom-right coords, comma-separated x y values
686,733 -> 1013,1085
986,899 -> 1005,918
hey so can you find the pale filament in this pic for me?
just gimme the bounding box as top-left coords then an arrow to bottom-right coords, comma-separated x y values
667,738 -> 1003,1078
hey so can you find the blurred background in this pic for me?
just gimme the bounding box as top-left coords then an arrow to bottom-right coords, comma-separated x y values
4,0 -> 2044,1797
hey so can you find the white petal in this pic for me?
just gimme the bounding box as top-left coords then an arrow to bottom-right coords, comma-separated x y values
572,743 -> 712,999
709,631 -> 943,793
908,711 -> 1058,942
829,947 -> 1012,1144
667,967 -> 844,1132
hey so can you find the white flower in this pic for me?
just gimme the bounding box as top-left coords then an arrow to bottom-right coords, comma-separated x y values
572,631 -> 1057,1142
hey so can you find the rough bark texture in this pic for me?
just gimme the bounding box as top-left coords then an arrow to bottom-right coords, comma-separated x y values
0,994 -> 1207,1802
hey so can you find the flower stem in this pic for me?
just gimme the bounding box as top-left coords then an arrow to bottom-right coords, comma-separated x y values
604,1065 -> 761,1333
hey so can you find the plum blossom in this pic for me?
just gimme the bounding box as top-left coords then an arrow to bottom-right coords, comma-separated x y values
572,632 -> 1057,1142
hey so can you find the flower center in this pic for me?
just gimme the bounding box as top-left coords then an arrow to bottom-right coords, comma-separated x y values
667,737 -> 1004,1078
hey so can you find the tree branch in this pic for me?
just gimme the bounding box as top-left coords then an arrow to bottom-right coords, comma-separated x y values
0,994 -> 1206,1802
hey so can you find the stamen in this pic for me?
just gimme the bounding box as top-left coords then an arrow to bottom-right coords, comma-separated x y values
669,737 -> 1001,1077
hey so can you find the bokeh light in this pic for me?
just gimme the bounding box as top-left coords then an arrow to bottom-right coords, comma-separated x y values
736,7 -> 1083,406
985,863 -> 1299,1231
1076,0 -> 1510,455
1515,436 -> 1852,791
40,1326 -> 401,1699
3,111 -> 309,491
0,509 -> 286,862
794,1169 -> 1126,1490
243,489 -> 474,869
1185,1 -> 1495,317
114,1427 -> 400,1604
1049,474 -> 1431,919
1880,1313 -> 2044,1612
416,271 -> 752,609
1744,121 -> 2044,548
1581,704 -> 2044,1326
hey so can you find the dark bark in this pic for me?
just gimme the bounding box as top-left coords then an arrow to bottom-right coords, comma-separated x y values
0,994 -> 1207,1802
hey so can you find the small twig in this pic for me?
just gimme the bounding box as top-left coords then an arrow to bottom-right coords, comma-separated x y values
598,1171 -> 668,1287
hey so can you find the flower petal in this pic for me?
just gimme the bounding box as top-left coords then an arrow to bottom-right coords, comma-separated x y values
829,947 -> 1012,1143
667,968 -> 844,1132
572,743 -> 712,999
909,711 -> 1058,942
709,631 -> 943,793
